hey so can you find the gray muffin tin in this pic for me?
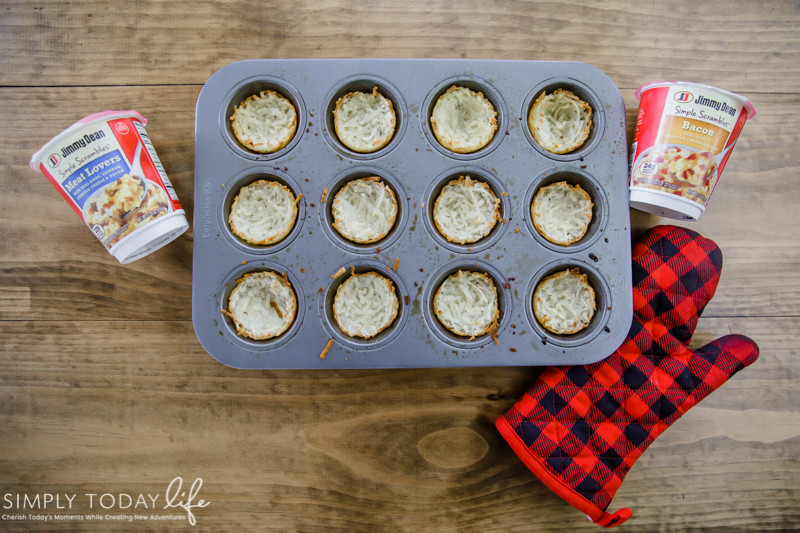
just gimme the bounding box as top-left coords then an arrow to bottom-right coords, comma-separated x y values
192,59 -> 632,369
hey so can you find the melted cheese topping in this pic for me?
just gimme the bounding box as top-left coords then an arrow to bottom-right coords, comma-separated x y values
533,268 -> 596,335
333,272 -> 399,339
434,176 -> 500,244
532,182 -> 593,246
332,177 -> 398,244
334,87 -> 396,153
229,180 -> 298,245
231,90 -> 297,153
529,89 -> 592,154
431,86 -> 497,153
433,270 -> 498,339
228,271 -> 297,340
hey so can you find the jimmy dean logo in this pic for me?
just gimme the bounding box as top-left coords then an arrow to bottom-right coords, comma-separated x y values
694,94 -> 737,117
60,130 -> 106,158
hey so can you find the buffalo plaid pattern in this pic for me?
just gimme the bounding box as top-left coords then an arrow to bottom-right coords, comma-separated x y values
496,226 -> 759,527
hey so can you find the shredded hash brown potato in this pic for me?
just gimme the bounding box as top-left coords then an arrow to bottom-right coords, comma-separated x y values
231,90 -> 297,153
332,177 -> 397,244
533,268 -> 596,335
431,86 -> 497,153
434,176 -> 500,244
433,270 -> 499,339
228,180 -> 298,245
529,89 -> 592,154
334,87 -> 396,153
227,271 -> 297,340
532,181 -> 593,245
333,272 -> 399,339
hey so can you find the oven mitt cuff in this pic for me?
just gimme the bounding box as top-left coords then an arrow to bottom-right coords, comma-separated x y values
496,225 -> 759,527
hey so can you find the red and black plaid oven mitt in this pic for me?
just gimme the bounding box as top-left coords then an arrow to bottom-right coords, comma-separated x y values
496,225 -> 759,527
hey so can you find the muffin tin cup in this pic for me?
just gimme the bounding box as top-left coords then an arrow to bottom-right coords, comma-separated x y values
422,166 -> 510,254
219,168 -> 306,255
521,77 -> 606,162
421,76 -> 508,161
321,75 -> 408,160
318,166 -> 408,255
217,262 -> 306,352
525,259 -> 611,348
194,59 -> 632,369
219,75 -> 307,161
523,167 -> 609,254
319,260 -> 410,351
422,260 -> 513,350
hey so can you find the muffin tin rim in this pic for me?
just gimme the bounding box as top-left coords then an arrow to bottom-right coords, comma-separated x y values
320,74 -> 409,160
318,259 -> 411,351
523,166 -> 609,254
520,76 -> 606,162
218,75 -> 307,161
217,167 -> 307,255
420,75 -> 509,161
317,165 -> 409,255
421,165 -> 511,255
524,259 -> 612,347
216,261 -> 307,351
421,259 -> 513,349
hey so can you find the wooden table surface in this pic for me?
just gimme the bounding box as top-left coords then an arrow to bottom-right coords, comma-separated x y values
1,1 -> 798,531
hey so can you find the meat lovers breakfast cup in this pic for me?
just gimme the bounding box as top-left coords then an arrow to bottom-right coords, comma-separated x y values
629,82 -> 756,220
30,111 -> 189,263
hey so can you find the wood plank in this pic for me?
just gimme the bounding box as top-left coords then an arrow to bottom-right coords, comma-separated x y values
2,86 -> 797,320
0,317 -> 795,531
1,1 -> 799,93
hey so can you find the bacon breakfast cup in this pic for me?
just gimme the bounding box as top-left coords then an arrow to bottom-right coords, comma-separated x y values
629,82 -> 756,220
30,111 -> 189,264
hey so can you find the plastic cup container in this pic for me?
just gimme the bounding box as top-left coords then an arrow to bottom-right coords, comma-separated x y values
30,111 -> 189,263
628,82 -> 756,220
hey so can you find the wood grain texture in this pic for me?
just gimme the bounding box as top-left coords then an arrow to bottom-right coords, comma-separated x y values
1,0 -> 799,93
2,0 -> 799,530
0,318 -> 797,531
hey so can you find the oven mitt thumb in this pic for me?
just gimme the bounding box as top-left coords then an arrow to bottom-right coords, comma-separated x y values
496,225 -> 759,527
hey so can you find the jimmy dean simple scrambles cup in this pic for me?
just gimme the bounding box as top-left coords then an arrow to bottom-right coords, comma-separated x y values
629,82 -> 757,220
30,111 -> 189,263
